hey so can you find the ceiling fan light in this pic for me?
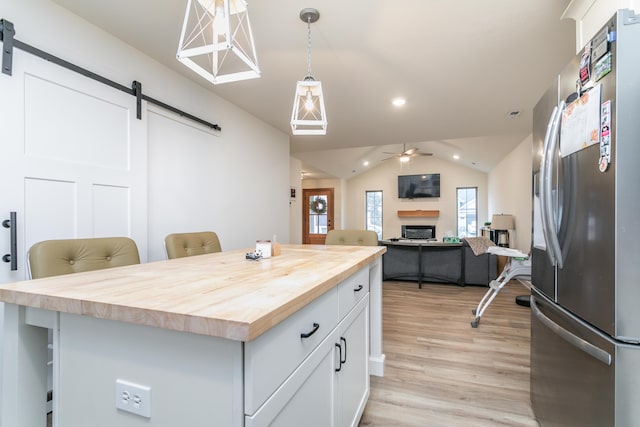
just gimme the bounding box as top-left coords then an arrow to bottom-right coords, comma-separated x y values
400,155 -> 410,163
177,0 -> 260,85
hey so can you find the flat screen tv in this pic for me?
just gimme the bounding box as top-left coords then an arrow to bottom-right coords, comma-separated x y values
398,173 -> 440,198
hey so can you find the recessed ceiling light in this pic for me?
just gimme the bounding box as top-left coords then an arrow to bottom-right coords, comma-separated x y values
453,154 -> 460,160
392,97 -> 406,107
363,160 -> 369,166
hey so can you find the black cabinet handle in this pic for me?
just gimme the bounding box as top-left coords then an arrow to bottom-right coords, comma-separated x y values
2,211 -> 17,271
340,337 -> 347,364
353,284 -> 363,292
335,343 -> 343,372
300,322 -> 320,339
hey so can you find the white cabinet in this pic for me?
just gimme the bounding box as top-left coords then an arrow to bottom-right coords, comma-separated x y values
334,266 -> 370,426
245,329 -> 338,427
244,288 -> 339,414
245,267 -> 370,427
335,297 -> 369,427
337,267 -> 369,320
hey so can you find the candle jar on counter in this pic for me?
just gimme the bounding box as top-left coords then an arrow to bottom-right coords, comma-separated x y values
255,240 -> 272,258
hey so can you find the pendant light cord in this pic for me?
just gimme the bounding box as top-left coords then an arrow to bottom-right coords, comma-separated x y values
305,17 -> 313,80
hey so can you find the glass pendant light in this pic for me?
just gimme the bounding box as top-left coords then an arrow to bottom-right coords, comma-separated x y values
290,8 -> 327,135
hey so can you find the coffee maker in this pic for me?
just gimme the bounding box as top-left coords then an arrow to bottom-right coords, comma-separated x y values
490,214 -> 514,248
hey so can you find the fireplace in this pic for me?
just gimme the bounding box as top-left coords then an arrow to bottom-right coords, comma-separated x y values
401,225 -> 436,240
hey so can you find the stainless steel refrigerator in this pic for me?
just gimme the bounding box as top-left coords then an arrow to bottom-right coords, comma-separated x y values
531,9 -> 640,427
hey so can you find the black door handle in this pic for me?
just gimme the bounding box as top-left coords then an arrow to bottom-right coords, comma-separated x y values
354,284 -> 363,292
2,211 -> 17,271
340,337 -> 347,364
335,343 -> 343,372
300,322 -> 320,339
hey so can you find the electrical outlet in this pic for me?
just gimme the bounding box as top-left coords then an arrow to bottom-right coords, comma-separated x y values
115,379 -> 151,418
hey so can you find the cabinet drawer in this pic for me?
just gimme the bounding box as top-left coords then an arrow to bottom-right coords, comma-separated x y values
338,267 -> 369,320
244,287 -> 339,415
245,328 -> 339,427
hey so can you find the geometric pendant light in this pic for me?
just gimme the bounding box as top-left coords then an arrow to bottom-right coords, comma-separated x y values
290,8 -> 328,135
176,0 -> 260,84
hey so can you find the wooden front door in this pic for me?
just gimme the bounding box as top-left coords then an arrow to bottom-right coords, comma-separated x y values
302,188 -> 334,244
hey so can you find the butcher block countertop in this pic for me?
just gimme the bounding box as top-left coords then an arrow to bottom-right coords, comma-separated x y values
0,244 -> 385,341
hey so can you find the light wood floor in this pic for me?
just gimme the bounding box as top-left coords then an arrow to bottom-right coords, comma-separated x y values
359,280 -> 539,427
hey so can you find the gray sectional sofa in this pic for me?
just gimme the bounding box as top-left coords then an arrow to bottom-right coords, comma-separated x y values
380,240 -> 498,287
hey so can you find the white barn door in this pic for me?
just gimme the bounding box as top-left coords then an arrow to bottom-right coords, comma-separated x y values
0,49 -> 147,285
0,48 -> 148,424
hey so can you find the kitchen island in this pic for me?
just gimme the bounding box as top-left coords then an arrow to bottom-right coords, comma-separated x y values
0,244 -> 385,427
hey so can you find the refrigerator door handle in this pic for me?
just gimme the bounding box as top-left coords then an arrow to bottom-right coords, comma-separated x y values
531,295 -> 612,366
543,101 -> 565,269
539,105 -> 559,265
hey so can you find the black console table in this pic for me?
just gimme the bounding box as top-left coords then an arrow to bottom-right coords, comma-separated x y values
380,240 -> 465,288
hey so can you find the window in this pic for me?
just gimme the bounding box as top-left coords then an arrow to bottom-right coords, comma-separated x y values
457,187 -> 477,237
366,191 -> 383,240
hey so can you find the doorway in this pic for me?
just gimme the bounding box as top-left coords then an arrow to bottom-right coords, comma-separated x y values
302,188 -> 334,244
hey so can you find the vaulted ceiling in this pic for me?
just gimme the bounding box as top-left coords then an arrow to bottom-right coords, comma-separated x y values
51,0 -> 576,178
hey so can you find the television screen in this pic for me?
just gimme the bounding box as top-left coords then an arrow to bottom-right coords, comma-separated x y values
398,174 -> 440,198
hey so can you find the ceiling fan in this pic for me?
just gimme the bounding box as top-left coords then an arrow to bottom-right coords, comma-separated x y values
382,144 -> 433,162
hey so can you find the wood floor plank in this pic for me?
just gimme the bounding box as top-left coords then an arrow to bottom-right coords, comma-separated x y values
359,280 -> 538,427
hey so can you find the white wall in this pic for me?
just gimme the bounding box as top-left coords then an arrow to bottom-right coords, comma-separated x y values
302,140 -> 532,250
344,157 -> 488,241
563,0 -> 640,52
289,157 -> 303,244
487,136 -> 533,252
146,105 -> 289,261
2,0 -> 290,261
